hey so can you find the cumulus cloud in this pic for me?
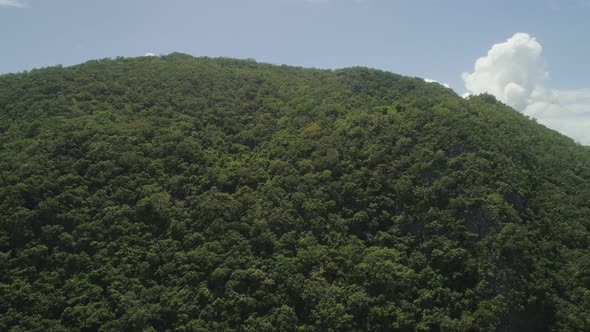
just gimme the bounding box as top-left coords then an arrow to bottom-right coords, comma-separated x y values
462,33 -> 590,145
145,53 -> 156,57
462,33 -> 547,111
524,88 -> 590,144
424,78 -> 450,89
0,0 -> 29,8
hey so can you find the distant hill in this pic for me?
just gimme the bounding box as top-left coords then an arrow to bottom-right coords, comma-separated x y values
0,54 -> 588,331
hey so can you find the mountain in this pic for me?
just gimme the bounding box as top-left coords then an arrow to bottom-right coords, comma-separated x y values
0,54 -> 588,331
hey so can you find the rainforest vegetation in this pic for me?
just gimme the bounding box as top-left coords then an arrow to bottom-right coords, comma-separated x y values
0,54 -> 589,331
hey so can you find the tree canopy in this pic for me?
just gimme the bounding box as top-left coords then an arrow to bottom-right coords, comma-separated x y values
0,54 -> 589,331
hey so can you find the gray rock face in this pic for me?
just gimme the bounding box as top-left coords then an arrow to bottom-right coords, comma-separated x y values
463,206 -> 498,238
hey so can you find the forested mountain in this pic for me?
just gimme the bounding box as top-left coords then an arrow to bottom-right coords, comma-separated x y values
0,54 -> 589,331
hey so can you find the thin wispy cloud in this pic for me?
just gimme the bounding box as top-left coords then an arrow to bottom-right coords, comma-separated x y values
303,0 -> 366,4
463,33 -> 590,145
424,78 -> 450,89
0,0 -> 29,8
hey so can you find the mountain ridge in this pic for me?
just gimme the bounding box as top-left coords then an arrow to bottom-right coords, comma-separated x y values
0,54 -> 588,331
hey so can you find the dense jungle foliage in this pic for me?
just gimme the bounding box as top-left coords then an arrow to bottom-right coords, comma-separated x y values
0,54 -> 589,331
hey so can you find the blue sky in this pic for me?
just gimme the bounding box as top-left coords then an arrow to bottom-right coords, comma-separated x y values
1,0 -> 590,143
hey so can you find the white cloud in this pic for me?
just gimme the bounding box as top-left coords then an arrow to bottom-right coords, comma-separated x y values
424,78 -> 450,89
0,0 -> 29,8
524,88 -> 590,144
462,33 -> 547,111
145,53 -> 156,57
462,33 -> 590,145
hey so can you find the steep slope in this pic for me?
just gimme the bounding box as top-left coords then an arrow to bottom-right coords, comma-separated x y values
0,54 -> 588,331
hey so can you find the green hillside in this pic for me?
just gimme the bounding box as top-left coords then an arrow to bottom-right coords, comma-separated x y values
0,54 -> 589,331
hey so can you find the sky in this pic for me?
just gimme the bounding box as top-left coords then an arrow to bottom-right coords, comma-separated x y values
1,0 -> 589,144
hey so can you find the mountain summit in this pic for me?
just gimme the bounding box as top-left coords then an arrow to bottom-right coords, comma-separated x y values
1,54 -> 588,331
